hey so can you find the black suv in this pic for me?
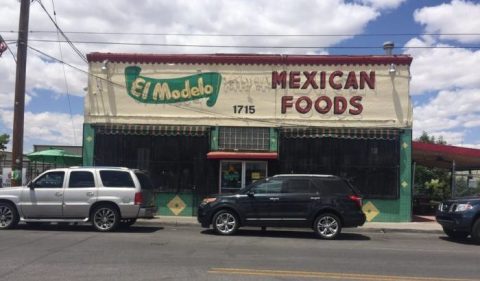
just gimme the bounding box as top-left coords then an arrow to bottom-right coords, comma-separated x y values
436,196 -> 480,243
198,174 -> 366,239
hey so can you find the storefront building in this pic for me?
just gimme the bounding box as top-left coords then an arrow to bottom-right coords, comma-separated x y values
83,53 -> 413,222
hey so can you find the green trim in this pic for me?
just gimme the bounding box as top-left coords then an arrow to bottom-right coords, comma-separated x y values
365,129 -> 412,222
210,127 -> 219,150
269,128 -> 278,152
82,123 -> 95,166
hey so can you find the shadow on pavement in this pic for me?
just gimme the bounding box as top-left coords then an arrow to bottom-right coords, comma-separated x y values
16,223 -> 163,233
439,236 -> 480,246
201,228 -> 370,241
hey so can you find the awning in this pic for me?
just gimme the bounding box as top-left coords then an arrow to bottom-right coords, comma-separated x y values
94,124 -> 208,136
207,152 -> 278,160
413,142 -> 480,170
280,127 -> 400,140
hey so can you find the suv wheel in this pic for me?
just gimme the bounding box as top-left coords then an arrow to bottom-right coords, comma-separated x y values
213,210 -> 239,235
443,228 -> 469,240
91,205 -> 119,232
314,213 -> 342,240
0,202 -> 19,230
472,219 -> 480,244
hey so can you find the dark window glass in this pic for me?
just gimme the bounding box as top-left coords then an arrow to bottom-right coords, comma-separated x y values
34,172 -> 65,188
69,171 -> 95,188
313,178 -> 354,196
252,179 -> 283,194
135,172 -> 154,190
282,179 -> 312,193
279,136 -> 399,199
100,171 -> 135,188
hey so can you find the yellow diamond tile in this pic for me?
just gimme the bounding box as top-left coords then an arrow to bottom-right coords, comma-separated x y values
401,181 -> 408,188
362,201 -> 380,222
402,142 -> 409,149
167,195 -> 186,216
86,136 -> 93,142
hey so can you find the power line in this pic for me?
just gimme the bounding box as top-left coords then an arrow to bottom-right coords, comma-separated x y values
34,0 -> 87,63
50,0 -> 77,145
2,30 -> 480,37
0,35 -> 17,62
18,39 -> 480,49
27,45 -> 353,129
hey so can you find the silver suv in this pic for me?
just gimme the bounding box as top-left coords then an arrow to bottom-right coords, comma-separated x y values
0,167 -> 157,232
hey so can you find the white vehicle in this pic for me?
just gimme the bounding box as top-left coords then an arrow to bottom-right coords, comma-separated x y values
0,167 -> 157,232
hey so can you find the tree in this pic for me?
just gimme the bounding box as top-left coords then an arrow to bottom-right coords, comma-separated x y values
0,133 -> 9,151
413,132 -> 451,214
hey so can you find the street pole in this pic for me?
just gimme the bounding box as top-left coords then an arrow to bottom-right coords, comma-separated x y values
11,0 -> 31,186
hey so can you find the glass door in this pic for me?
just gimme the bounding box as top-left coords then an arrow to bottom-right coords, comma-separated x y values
220,161 -> 267,193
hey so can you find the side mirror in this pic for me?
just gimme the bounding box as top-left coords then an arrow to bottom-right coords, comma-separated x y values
247,190 -> 254,197
27,182 -> 35,189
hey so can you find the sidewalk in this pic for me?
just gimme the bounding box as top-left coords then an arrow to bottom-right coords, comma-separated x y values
137,215 -> 443,234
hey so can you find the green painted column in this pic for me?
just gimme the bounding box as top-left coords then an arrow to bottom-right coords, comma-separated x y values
210,127 -> 218,150
83,123 -> 95,166
398,128 -> 412,221
362,129 -> 412,222
269,128 -> 278,152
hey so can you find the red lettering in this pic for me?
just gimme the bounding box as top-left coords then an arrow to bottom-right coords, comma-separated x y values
301,71 -> 318,89
360,71 -> 375,89
272,71 -> 287,89
349,96 -> 363,115
281,96 -> 294,113
314,96 -> 332,114
320,71 -> 326,89
344,71 -> 358,89
334,96 -> 347,114
295,96 -> 312,114
329,71 -> 343,90
289,71 -> 301,88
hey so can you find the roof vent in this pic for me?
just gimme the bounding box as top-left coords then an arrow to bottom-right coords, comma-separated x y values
383,41 -> 394,55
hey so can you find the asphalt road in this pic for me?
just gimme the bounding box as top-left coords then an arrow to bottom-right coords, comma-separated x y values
0,223 -> 478,281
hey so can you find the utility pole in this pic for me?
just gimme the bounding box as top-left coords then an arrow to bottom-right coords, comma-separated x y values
11,0 -> 31,186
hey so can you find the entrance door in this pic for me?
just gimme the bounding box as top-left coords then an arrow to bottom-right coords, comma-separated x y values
219,161 -> 267,194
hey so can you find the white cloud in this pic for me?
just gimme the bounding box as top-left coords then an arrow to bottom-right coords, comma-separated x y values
405,38 -> 480,95
413,89 -> 480,146
414,0 -> 480,44
0,110 -> 83,152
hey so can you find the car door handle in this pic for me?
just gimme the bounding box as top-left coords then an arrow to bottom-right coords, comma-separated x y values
54,192 -> 63,197
86,192 -> 95,197
310,197 -> 321,200
269,197 -> 280,201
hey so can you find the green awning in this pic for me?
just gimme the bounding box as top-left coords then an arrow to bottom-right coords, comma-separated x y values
94,124 -> 209,137
280,127 -> 400,140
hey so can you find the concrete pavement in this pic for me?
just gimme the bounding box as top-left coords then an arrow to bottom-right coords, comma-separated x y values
138,215 -> 444,234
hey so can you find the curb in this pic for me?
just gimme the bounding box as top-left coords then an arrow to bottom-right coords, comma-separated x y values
136,219 -> 444,235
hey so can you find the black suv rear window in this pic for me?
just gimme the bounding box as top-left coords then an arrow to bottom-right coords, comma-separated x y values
100,171 -> 135,188
313,178 -> 355,196
135,172 -> 154,190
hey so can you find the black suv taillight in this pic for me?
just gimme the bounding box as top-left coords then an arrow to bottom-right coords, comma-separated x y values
134,192 -> 143,205
349,195 -> 363,208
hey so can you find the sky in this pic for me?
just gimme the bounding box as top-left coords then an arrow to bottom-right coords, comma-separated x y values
0,0 -> 480,152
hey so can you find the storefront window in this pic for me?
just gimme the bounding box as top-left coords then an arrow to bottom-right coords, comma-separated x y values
220,161 -> 267,193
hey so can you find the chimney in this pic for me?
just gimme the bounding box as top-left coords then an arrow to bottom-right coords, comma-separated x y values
383,41 -> 394,55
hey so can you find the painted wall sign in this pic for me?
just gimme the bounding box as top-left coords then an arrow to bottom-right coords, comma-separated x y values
86,61 -> 411,128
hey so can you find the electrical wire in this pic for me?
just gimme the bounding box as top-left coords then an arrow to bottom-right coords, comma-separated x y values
14,39 -> 480,49
50,0 -> 77,145
27,45 -> 356,129
0,35 -> 17,62
2,30 -> 480,37
34,0 -> 87,63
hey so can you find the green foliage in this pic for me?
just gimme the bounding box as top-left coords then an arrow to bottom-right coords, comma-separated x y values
0,133 -> 9,151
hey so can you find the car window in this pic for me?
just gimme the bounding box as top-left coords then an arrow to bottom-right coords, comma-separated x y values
135,172 -> 154,190
251,179 -> 283,194
69,171 -> 95,188
99,171 -> 135,188
282,179 -> 312,194
34,172 -> 65,188
313,178 -> 354,196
